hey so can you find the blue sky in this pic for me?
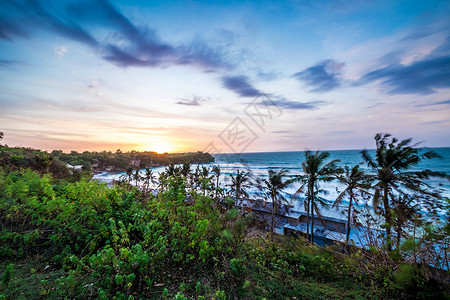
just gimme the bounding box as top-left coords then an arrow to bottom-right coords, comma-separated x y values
0,0 -> 449,153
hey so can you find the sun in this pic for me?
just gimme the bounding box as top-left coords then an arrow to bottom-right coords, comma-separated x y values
149,141 -> 174,154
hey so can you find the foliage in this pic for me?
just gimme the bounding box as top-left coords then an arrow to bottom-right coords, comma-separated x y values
264,169 -> 292,238
0,144 -> 214,180
228,169 -> 252,206
0,145 -> 74,180
52,149 -> 214,172
1,132 -> 449,299
293,151 -> 342,244
361,133 -> 449,251
333,164 -> 371,245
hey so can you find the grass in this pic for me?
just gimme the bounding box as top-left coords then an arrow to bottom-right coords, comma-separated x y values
246,263 -> 376,300
0,256 -> 64,300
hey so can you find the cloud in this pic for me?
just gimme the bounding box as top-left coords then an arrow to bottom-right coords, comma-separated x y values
359,56 -> 450,95
363,102 -> 385,109
176,96 -> 209,106
267,97 -> 327,110
433,99 -> 450,105
272,130 -> 293,134
0,0 -> 230,71
240,94 -> 326,110
0,1 -> 98,46
221,75 -> 260,97
257,70 -> 282,81
415,99 -> 450,107
0,59 -> 18,67
357,32 -> 450,95
293,59 -> 345,93
54,46 -> 68,57
177,40 -> 232,71
326,130 -> 354,136
420,120 -> 445,125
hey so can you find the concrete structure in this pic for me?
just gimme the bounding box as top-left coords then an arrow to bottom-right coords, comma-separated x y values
244,198 -> 379,248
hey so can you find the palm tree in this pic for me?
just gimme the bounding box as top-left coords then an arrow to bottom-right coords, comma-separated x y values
158,172 -> 169,191
361,133 -> 448,251
211,165 -> 221,200
228,169 -> 252,206
133,169 -> 141,187
265,169 -> 291,238
199,166 -> 211,196
143,167 -> 156,192
191,165 -> 201,191
293,151 -> 341,244
164,164 -> 180,177
391,194 -> 419,249
126,166 -> 133,183
180,163 -> 191,178
333,165 -> 371,245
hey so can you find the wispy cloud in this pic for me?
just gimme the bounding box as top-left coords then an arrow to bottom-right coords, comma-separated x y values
432,99 -> 450,105
54,46 -> 68,57
267,97 -> 327,110
415,99 -> 450,107
326,130 -> 354,136
358,35 -> 450,95
293,59 -> 345,93
0,0 -> 231,71
221,75 -> 260,97
272,130 -> 293,134
0,59 -> 19,67
364,102 -> 385,109
256,70 -> 282,81
176,96 -> 209,106
420,120 -> 445,125
359,56 -> 450,94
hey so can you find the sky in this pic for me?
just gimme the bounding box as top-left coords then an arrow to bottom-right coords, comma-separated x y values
0,0 -> 449,153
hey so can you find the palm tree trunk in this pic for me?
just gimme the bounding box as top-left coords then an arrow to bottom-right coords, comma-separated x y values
346,190 -> 353,245
383,186 -> 392,251
271,192 -> 275,241
215,176 -> 219,201
413,220 -> 416,264
311,184 -> 315,244
306,193 -> 310,242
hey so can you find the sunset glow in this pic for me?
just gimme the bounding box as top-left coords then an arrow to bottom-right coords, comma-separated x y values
0,0 -> 449,152
144,141 -> 175,154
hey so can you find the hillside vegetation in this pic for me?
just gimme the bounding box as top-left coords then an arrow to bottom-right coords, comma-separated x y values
0,132 -> 449,299
0,167 -> 448,299
0,145 -> 214,175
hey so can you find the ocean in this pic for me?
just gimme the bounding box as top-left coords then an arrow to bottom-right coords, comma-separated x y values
94,147 -> 450,202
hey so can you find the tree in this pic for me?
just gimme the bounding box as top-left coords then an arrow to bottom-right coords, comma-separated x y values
228,170 -> 252,206
35,151 -> 53,174
391,194 -> 419,248
126,166 -> 133,184
165,164 -> 180,177
143,167 -> 156,192
333,165 -> 370,245
180,163 -> 191,178
293,151 -> 341,244
265,169 -> 291,239
199,166 -> 211,196
133,169 -> 141,187
158,172 -> 169,191
361,133 -> 448,251
211,165 -> 221,201
190,165 -> 201,191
